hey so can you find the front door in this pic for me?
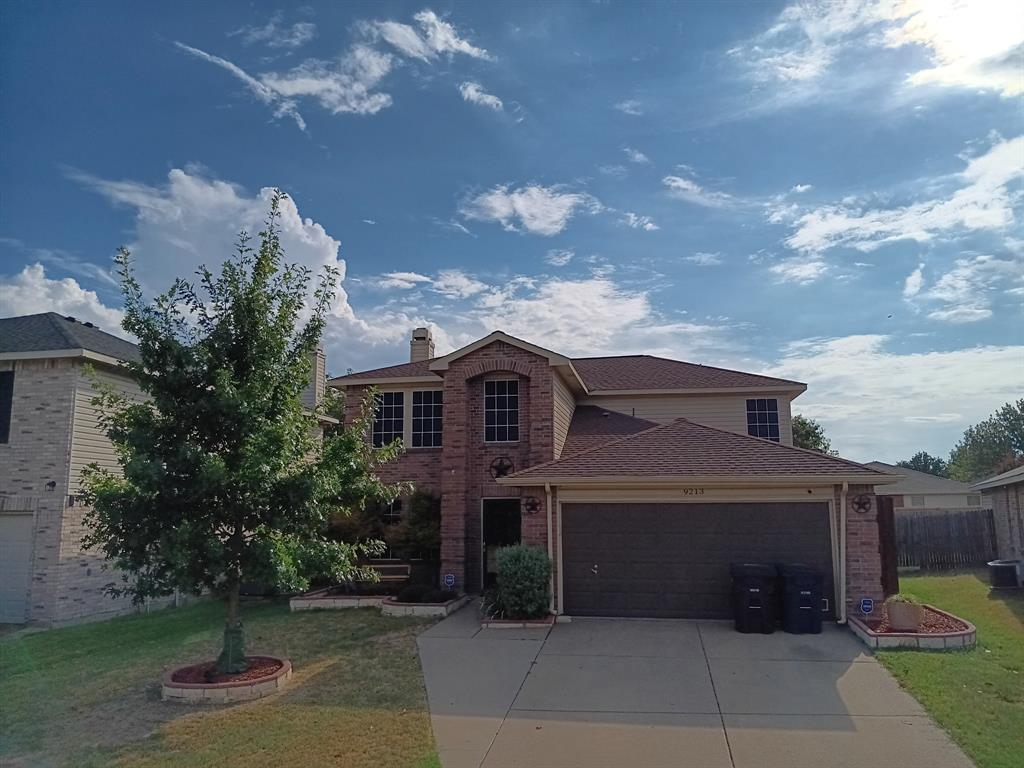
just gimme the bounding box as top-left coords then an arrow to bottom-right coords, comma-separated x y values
482,499 -> 522,588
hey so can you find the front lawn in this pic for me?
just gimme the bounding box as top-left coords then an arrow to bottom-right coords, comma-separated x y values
876,571 -> 1024,768
0,600 -> 439,768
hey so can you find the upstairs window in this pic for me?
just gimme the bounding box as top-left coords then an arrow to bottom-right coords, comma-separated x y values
485,379 -> 519,442
372,391 -> 404,447
0,370 -> 13,443
412,390 -> 443,447
746,398 -> 779,442
381,498 -> 403,525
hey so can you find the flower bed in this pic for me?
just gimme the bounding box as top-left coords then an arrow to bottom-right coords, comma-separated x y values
289,586 -> 386,611
381,594 -> 471,617
162,655 -> 292,703
848,604 -> 976,650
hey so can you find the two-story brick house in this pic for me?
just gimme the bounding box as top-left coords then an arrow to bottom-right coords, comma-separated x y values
332,328 -> 897,622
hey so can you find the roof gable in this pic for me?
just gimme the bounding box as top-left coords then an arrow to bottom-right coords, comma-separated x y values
505,418 -> 892,483
428,331 -> 572,371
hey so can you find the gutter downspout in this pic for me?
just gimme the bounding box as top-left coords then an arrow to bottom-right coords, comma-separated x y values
839,481 -> 848,624
545,483 -> 555,614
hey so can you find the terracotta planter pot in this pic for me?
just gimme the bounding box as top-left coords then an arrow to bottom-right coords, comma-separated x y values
887,601 -> 923,631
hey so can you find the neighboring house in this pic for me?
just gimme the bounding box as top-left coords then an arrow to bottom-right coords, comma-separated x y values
0,312 -> 326,626
866,461 -> 985,514
972,466 -> 1024,560
331,328 -> 896,621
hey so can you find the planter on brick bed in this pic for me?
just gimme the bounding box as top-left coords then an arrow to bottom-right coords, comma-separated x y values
381,594 -> 471,617
162,656 -> 292,703
289,586 -> 386,611
848,604 -> 976,650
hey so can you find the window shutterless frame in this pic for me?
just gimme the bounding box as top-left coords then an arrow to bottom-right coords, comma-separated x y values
411,390 -> 443,447
484,379 -> 519,442
745,397 -> 780,442
372,391 -> 404,447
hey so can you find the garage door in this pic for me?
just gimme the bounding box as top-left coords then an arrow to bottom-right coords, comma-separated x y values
562,502 -> 834,619
0,514 -> 34,623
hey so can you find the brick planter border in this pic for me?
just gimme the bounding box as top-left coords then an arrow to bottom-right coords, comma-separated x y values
162,656 -> 292,703
381,595 -> 471,617
480,614 -> 556,630
848,604 -> 976,651
289,587 -> 386,611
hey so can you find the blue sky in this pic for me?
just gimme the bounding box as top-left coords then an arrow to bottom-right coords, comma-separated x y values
1,1 -> 1021,461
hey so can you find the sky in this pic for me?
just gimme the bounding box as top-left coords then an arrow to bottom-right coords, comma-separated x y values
0,0 -> 1021,462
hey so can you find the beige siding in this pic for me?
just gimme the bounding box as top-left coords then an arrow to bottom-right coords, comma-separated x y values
895,493 -> 985,511
580,392 -> 795,445
552,373 -> 576,459
301,349 -> 326,410
68,363 -> 146,489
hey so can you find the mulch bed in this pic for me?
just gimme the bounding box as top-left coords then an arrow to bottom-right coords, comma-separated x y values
865,606 -> 968,634
170,656 -> 284,685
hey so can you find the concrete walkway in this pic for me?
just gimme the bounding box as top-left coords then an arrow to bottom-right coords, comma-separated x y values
417,603 -> 974,768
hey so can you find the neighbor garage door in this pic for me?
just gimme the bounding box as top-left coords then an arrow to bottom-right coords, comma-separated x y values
0,514 -> 34,623
562,502 -> 834,619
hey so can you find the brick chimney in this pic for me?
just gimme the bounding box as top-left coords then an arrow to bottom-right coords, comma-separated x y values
410,327 -> 434,362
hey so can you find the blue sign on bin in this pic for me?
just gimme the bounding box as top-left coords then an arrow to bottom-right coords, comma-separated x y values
859,598 -> 874,615
443,573 -> 456,589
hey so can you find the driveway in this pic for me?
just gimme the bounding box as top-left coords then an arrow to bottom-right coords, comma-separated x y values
417,604 -> 974,768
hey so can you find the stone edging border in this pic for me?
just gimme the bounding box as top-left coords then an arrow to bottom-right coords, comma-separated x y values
480,614 -> 556,630
381,595 -> 472,617
289,589 -> 386,611
162,656 -> 292,703
848,604 -> 977,650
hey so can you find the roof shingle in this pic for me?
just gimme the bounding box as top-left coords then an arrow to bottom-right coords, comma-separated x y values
561,406 -> 656,456
570,355 -> 803,391
510,418 -> 888,481
329,359 -> 437,384
866,462 -> 974,495
0,312 -> 140,363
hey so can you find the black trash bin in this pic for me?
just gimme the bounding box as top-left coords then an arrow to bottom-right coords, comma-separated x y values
730,563 -> 777,634
777,563 -> 824,634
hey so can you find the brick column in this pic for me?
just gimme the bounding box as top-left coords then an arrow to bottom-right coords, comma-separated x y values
843,483 -> 884,611
440,375 -> 468,591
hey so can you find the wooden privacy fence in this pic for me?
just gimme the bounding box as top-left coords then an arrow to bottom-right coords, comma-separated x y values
896,508 -> 997,569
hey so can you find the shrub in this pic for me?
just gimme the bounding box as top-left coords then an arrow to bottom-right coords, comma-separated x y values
423,589 -> 457,604
396,583 -> 433,603
489,545 -> 551,619
886,592 -> 920,604
386,491 -> 441,560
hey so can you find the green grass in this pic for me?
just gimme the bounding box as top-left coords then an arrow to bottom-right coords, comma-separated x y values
875,571 -> 1024,768
0,599 -> 440,768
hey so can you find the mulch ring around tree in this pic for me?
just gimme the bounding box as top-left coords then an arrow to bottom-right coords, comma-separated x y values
865,606 -> 969,634
171,656 -> 285,685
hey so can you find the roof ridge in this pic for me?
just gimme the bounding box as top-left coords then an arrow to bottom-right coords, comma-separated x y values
44,312 -> 82,349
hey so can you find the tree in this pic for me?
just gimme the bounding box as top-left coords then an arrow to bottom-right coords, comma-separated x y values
947,399 -> 1024,483
81,192 -> 406,674
792,415 -> 838,455
896,451 -> 949,478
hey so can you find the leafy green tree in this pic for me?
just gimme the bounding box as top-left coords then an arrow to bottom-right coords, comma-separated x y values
387,491 -> 441,559
81,193 -> 405,674
896,451 -> 949,478
792,414 -> 838,455
947,399 -> 1024,482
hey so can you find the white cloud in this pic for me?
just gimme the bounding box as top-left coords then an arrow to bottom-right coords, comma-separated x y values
623,147 -> 650,164
790,183 -> 813,193
366,9 -> 492,62
785,135 -> 1024,253
769,256 -> 829,284
731,0 -> 1024,98
459,81 -> 503,110
622,212 -> 659,231
903,262 -> 925,298
459,184 -> 600,236
0,263 -> 125,332
231,13 -> 316,49
376,271 -> 432,290
686,251 -> 723,266
432,269 -> 487,298
920,254 -> 1024,323
597,164 -> 628,179
545,249 -> 574,267
768,334 -> 1024,460
614,99 -> 643,115
662,175 -> 734,208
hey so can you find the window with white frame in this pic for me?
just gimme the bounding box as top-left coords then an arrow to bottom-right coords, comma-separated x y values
485,379 -> 519,442
412,390 -> 443,447
746,398 -> 780,442
372,391 -> 404,447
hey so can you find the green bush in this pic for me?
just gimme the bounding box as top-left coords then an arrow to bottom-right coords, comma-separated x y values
490,545 -> 551,619
423,589 -> 457,603
396,583 -> 433,603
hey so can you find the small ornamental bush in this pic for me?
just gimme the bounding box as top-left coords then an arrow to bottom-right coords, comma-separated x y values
423,589 -> 457,604
491,545 -> 551,620
886,592 -> 920,604
396,583 -> 433,603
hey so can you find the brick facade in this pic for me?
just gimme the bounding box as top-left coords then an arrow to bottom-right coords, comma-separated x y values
841,484 -> 884,611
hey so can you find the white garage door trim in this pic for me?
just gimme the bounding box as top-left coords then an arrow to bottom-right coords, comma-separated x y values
554,487 -> 840,618
0,512 -> 36,624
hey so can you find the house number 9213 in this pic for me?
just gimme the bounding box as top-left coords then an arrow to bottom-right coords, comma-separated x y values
680,488 -> 705,496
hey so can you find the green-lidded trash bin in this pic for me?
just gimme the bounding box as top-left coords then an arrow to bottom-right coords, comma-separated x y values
730,562 -> 777,634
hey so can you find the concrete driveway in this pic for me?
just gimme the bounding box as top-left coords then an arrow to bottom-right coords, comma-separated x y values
417,604 -> 974,768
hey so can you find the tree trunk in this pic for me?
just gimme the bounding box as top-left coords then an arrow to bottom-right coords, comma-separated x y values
216,578 -> 248,675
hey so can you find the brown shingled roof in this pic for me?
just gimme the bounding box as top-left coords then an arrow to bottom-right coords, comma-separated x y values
329,359 -> 438,384
561,406 -> 656,456
569,355 -> 803,392
508,418 -> 888,482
